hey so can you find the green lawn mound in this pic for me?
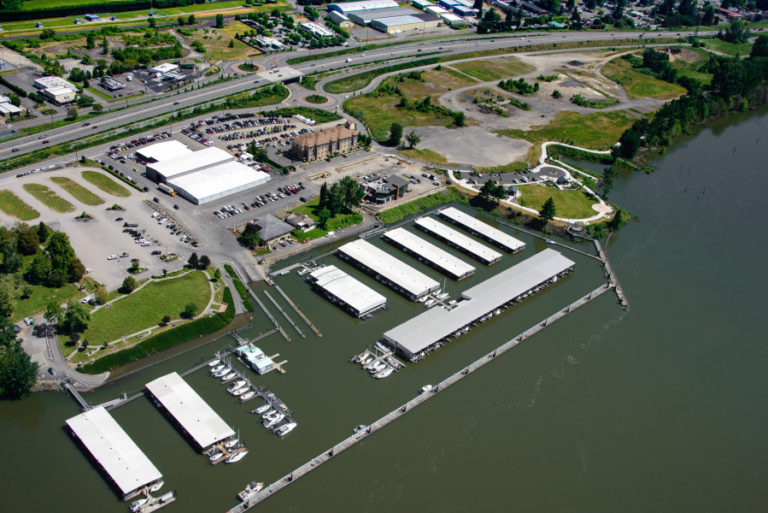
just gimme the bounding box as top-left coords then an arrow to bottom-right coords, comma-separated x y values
517,185 -> 598,219
51,176 -> 104,206
81,271 -> 210,346
81,170 -> 131,197
0,190 -> 40,220
22,183 -> 74,213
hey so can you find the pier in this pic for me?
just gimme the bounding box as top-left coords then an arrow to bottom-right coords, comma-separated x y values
62,379 -> 91,411
227,282 -> 611,512
273,284 -> 322,337
594,239 -> 628,307
264,290 -> 305,338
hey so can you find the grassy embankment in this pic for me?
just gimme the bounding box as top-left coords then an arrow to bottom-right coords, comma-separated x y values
602,57 -> 688,100
22,183 -> 74,213
50,176 -> 104,206
377,187 -> 468,224
81,170 -> 131,197
0,190 -> 40,220
223,264 -> 254,313
450,57 -> 535,82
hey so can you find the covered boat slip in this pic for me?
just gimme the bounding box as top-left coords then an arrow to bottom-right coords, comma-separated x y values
336,239 -> 440,301
382,249 -> 575,359
382,227 -> 475,280
65,406 -> 162,500
438,206 -> 525,253
145,372 -> 235,452
307,265 -> 387,318
414,217 -> 502,265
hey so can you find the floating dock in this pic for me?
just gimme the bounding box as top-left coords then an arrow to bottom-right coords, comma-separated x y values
438,206 -> 525,253
65,406 -> 163,501
414,216 -> 502,265
306,265 -> 387,318
337,239 -> 440,301
382,227 -> 475,280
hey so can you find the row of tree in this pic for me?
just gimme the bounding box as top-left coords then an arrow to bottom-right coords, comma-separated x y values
317,176 -> 365,227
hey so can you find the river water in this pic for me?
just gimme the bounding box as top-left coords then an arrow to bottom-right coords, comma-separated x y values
1,110 -> 766,512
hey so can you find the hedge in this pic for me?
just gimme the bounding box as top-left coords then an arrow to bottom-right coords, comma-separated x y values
80,287 -> 236,374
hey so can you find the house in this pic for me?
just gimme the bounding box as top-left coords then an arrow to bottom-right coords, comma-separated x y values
285,213 -> 317,232
290,124 -> 358,162
252,214 -> 294,244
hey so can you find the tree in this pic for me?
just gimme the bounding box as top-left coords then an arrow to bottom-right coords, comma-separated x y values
751,35 -> 768,58
238,223 -> 261,248
101,37 -> 109,55
228,39 -> 235,48
21,285 -> 33,299
452,111 -> 465,127
479,179 -> 497,199
44,302 -> 63,325
92,103 -> 103,113
187,14 -> 196,25
161,315 -> 172,325
405,131 -> 421,149
552,89 -> 562,99
198,255 -> 211,269
36,222 -> 50,243
27,254 -> 52,284
181,302 -> 197,319
0,276 -> 15,318
65,108 -> 78,121
121,276 -> 137,294
540,197 -> 556,221
1,245 -> 21,274
617,128 -> 641,159
339,176 -> 365,210
39,28 -> 56,40
6,93 -> 20,107
317,208 -> 331,229
47,232 -> 75,276
94,284 -> 108,305
0,315 -> 37,399
318,182 -> 330,211
188,252 -> 199,268
213,268 -> 221,281
61,300 -> 90,334
387,122 -> 403,147
215,14 -> 225,28
148,17 -> 157,29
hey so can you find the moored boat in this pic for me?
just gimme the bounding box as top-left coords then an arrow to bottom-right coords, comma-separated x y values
227,380 -> 247,393
232,387 -> 249,397
237,481 -> 264,502
213,367 -> 229,378
130,497 -> 147,513
148,480 -> 164,493
210,364 -> 225,374
261,409 -> 276,420
224,438 -> 239,449
374,367 -> 393,379
208,359 -> 220,367
240,390 -> 256,402
221,372 -> 237,383
253,403 -> 271,415
263,412 -> 284,428
276,422 -> 297,437
209,451 -> 224,462
226,450 -> 248,463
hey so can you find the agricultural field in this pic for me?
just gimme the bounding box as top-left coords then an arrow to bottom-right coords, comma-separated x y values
516,184 -> 599,219
81,170 -> 131,197
0,190 -> 40,220
601,57 -> 687,100
22,183 -> 75,213
50,176 -> 104,206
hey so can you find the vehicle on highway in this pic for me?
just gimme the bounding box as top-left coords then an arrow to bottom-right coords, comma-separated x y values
82,122 -> 90,127
42,140 -> 49,144
38,135 -> 46,139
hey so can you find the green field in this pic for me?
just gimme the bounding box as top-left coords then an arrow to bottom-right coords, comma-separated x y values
451,56 -> 534,82
345,95 -> 452,142
21,0 -> 129,9
11,281 -> 84,324
50,176 -> 104,206
517,185 -> 598,219
291,198 -> 363,233
400,148 -> 452,166
81,170 -> 131,197
80,271 -> 210,346
477,161 -> 530,173
0,190 -> 40,220
22,183 -> 75,213
702,38 -> 753,57
602,58 -> 687,100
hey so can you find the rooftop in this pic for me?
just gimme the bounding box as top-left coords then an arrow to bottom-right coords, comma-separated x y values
439,207 -> 525,252
149,146 -> 232,179
145,372 -> 235,450
371,14 -> 426,25
328,0 -> 399,13
66,406 -> 162,498
34,76 -> 77,91
308,265 -> 387,315
136,140 -> 192,163
168,161 -> 269,203
414,216 -> 502,264
253,213 -> 294,241
382,227 -> 475,279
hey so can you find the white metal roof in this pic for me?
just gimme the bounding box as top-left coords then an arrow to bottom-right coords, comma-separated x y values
0,103 -> 22,114
168,161 -> 270,203
383,249 -> 575,356
145,372 -> 235,450
136,140 -> 192,162
383,227 -> 475,279
415,217 -> 502,264
150,63 -> 179,74
425,5 -> 448,13
372,14 -> 426,26
329,0 -> 399,13
34,76 -> 76,91
149,146 -> 232,180
309,265 -> 386,315
66,406 -> 162,497
439,207 -> 525,252
441,13 -> 464,21
337,239 -> 440,299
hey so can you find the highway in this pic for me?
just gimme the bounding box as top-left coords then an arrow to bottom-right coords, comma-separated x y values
0,28 -> 708,163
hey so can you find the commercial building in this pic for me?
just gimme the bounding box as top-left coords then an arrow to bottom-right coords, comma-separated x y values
365,174 -> 409,203
150,63 -> 179,75
337,239 -> 440,301
136,140 -> 191,163
382,227 -> 475,280
100,76 -> 125,91
382,248 -> 575,360
412,0 -> 435,9
285,212 -> 317,232
453,5 -> 479,16
425,5 -> 449,15
300,22 -> 336,37
369,14 -> 440,33
290,124 -> 357,162
441,12 -> 466,26
328,0 -> 399,14
33,76 -> 77,91
34,76 -> 78,105
236,344 -> 275,374
438,206 -> 525,253
414,216 -> 502,264
0,94 -> 23,116
66,406 -> 163,500
251,214 -> 294,244
307,265 -> 387,318
145,372 -> 236,452
328,11 -> 355,28
348,6 -> 414,24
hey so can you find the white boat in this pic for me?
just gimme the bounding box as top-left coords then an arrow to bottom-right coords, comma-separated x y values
210,364 -> 225,374
360,355 -> 373,365
232,387 -> 249,397
424,299 -> 436,307
213,367 -> 229,378
225,438 -> 239,449
263,412 -> 284,428
240,390 -> 256,402
221,372 -> 237,382
209,452 -> 224,462
374,367 -> 393,379
353,424 -> 367,433
208,359 -> 220,367
227,380 -> 247,393
276,422 -> 297,437
226,450 -> 248,463
253,403 -> 271,415
130,498 -> 147,513
419,384 -> 434,394
261,409 -> 276,420
148,480 -> 164,493
238,482 -> 264,502
368,361 -> 386,374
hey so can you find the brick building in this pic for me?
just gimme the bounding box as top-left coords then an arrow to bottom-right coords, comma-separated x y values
290,124 -> 358,162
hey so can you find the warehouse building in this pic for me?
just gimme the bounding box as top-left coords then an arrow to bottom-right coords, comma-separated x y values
145,372 -> 236,452
382,249 -> 575,360
453,5 -> 479,16
438,206 -> 525,252
412,0 -> 435,9
136,140 -> 191,163
328,0 -> 399,14
425,5 -> 449,15
337,239 -> 440,301
441,13 -> 466,26
0,94 -> 24,116
383,227 -> 475,280
369,13 -> 440,33
66,406 -> 163,500
415,216 -> 502,264
328,11 -> 355,28
300,21 -> 336,37
290,124 -> 357,162
33,76 -> 77,91
307,265 -> 387,318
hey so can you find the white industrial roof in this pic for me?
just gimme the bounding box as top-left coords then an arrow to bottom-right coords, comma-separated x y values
0,103 -> 22,114
383,227 -> 475,279
425,5 -> 448,13
45,86 -> 76,96
351,7 -> 416,22
338,239 -> 440,299
136,140 -> 192,162
329,0 -> 399,13
149,146 -> 232,180
441,13 -> 464,21
150,63 -> 179,74
34,76 -> 77,91
415,216 -> 502,264
300,22 -> 335,37
372,14 -> 426,26
66,406 -> 162,497
439,207 -> 525,252
145,372 -> 235,450
384,249 -> 575,356
168,161 -> 270,203
309,265 -> 386,315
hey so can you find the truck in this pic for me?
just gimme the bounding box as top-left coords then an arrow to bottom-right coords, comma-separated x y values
159,183 -> 176,197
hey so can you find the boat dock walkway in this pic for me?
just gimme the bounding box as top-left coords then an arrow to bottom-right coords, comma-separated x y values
252,291 -> 291,342
228,282 -> 611,512
264,290 -> 305,339
594,239 -> 628,308
273,284 -> 322,338
62,379 -> 92,411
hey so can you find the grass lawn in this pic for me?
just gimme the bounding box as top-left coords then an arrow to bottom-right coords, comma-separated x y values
500,110 -> 636,151
345,95 -> 452,142
80,271 -> 210,346
189,22 -> 264,62
702,38 -> 753,57
477,161 -> 530,173
22,183 -> 75,213
669,48 -> 713,86
0,190 -> 40,220
291,198 -> 362,232
22,0 -> 127,8
378,188 -> 467,224
10,281 -> 84,323
305,94 -> 328,104
517,185 -> 598,219
401,148 -> 454,166
50,176 -> 104,206
81,170 -> 131,197
602,58 -> 687,100
451,56 -> 534,82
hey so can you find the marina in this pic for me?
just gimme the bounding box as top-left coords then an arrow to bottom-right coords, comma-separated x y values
263,290 -> 305,338
351,343 -> 407,379
382,227 -> 475,281
337,239 -> 441,301
414,216 -> 503,265
438,206 -> 526,253
306,264 -> 387,318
